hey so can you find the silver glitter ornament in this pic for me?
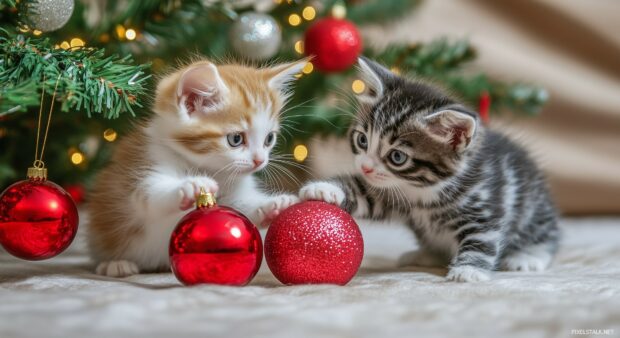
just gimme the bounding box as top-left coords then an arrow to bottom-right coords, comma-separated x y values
24,0 -> 75,32
229,12 -> 281,61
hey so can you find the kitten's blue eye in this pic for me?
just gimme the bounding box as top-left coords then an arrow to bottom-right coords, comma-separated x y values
264,132 -> 276,147
357,133 -> 368,150
227,133 -> 244,147
389,150 -> 408,166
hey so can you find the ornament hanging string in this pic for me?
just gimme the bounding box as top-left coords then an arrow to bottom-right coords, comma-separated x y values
33,74 -> 62,169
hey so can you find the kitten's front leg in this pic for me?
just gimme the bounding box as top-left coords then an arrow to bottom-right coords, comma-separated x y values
299,176 -> 372,218
255,194 -> 300,226
141,172 -> 219,212
228,176 -> 298,226
446,227 -> 501,282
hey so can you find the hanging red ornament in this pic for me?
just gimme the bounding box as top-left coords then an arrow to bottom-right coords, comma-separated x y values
479,91 -> 491,124
0,167 -> 79,260
0,74 -> 79,261
265,200 -> 364,285
304,17 -> 362,73
169,190 -> 262,286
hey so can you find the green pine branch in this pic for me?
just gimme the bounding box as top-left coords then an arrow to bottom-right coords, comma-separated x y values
371,39 -> 547,114
347,0 -> 420,24
77,0 -> 232,59
373,39 -> 477,76
0,0 -> 15,9
0,31 -> 150,117
442,74 -> 548,115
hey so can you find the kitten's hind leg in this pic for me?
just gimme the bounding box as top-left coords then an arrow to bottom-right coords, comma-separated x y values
500,243 -> 554,272
96,260 -> 140,277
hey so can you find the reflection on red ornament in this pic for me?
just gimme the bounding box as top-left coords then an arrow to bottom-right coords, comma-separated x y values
169,192 -> 262,286
0,179 -> 79,260
304,18 -> 362,73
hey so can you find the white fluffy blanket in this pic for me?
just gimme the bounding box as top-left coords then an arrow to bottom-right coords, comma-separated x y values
1,218 -> 619,338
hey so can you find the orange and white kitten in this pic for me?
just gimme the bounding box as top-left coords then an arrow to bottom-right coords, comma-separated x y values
87,59 -> 306,277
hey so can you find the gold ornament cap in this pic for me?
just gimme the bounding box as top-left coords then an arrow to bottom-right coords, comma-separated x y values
196,188 -> 216,208
27,166 -> 48,180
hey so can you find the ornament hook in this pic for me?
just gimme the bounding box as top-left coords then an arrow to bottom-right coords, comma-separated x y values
196,187 -> 216,208
28,74 -> 61,180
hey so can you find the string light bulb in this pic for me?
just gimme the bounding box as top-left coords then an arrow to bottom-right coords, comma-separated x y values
331,3 -> 347,19
302,62 -> 313,74
33,30 -> 42,36
288,14 -> 302,26
70,152 -> 84,165
294,40 -> 304,54
351,79 -> 365,94
70,38 -> 85,48
103,129 -> 117,142
125,29 -> 137,41
302,6 -> 316,21
115,24 -> 126,39
293,145 -> 308,162
59,41 -> 70,50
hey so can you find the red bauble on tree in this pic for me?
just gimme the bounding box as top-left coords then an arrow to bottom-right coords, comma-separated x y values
304,17 -> 362,73
169,190 -> 262,286
479,91 -> 491,124
265,200 -> 364,285
0,168 -> 79,260
63,184 -> 85,204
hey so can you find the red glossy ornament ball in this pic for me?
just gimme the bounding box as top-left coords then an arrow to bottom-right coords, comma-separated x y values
265,200 -> 364,285
304,18 -> 362,73
169,193 -> 262,286
0,179 -> 79,260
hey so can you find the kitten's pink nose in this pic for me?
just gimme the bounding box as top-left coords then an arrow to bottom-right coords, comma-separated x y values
362,165 -> 374,174
253,159 -> 264,168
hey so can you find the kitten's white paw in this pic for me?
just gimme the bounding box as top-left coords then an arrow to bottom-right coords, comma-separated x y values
256,194 -> 300,226
179,176 -> 219,210
446,266 -> 491,282
501,251 -> 551,272
398,249 -> 447,268
96,260 -> 140,277
299,182 -> 345,206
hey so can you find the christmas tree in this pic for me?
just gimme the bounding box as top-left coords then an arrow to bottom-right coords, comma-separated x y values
0,0 -> 548,193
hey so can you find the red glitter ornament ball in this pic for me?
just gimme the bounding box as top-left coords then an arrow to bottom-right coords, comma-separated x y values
265,201 -> 364,285
304,18 -> 362,73
169,192 -> 262,286
0,178 -> 79,260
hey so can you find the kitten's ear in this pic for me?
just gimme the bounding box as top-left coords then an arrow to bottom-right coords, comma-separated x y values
265,58 -> 309,93
176,63 -> 229,120
356,56 -> 393,104
423,110 -> 477,152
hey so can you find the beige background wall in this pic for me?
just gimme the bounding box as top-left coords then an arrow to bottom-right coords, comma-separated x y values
313,0 -> 620,215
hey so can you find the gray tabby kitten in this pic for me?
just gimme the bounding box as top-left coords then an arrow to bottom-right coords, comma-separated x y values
299,57 -> 559,282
